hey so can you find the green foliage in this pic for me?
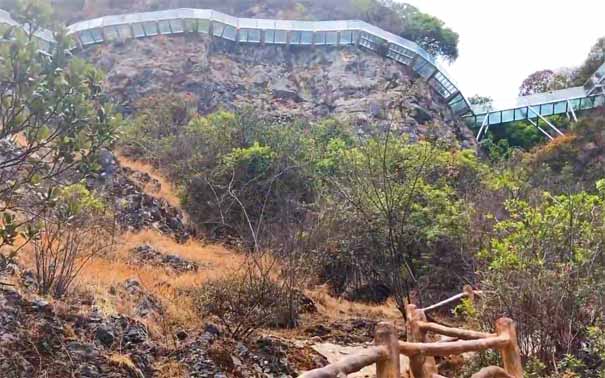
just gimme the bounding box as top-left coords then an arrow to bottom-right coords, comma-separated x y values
452,297 -> 476,319
395,3 -> 459,61
53,183 -> 106,220
0,4 -> 119,270
324,134 -> 484,308
478,184 -> 605,371
13,0 -> 53,33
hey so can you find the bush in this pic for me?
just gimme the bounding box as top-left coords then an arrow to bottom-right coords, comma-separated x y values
477,184 -> 605,372
33,184 -> 115,298
193,268 -> 301,339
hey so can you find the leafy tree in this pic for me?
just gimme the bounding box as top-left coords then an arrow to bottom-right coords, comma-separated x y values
477,185 -> 605,371
519,70 -> 556,96
326,130 -> 477,313
573,36 -> 605,86
13,0 -> 53,37
395,3 -> 459,61
519,69 -> 573,96
0,2 -> 120,271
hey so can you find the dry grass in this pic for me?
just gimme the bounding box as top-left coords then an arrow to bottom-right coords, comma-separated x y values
108,353 -> 144,377
115,152 -> 183,211
155,361 -> 188,378
16,228 -> 244,333
308,285 -> 401,321
74,230 -> 244,329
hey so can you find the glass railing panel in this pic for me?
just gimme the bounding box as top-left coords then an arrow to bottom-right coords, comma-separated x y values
448,93 -> 463,106
132,23 -> 145,37
514,108 -> 527,121
326,31 -> 338,45
449,99 -> 468,114
169,19 -> 184,33
212,22 -> 225,37
239,28 -> 260,43
238,29 -> 248,42
488,112 -> 502,125
91,29 -> 104,42
568,98 -> 581,111
314,31 -> 326,45
580,97 -> 594,110
414,59 -> 436,79
103,26 -> 119,40
501,110 -> 514,123
540,103 -> 554,116
264,30 -> 275,43
339,30 -> 353,45
595,94 -> 605,107
289,30 -> 301,44
158,20 -> 171,34
223,25 -> 237,40
184,19 -> 197,32
248,29 -> 261,42
198,19 -> 210,33
274,30 -> 287,44
116,24 -> 132,39
553,101 -> 567,114
143,21 -> 158,36
300,31 -> 312,45
78,31 -> 94,45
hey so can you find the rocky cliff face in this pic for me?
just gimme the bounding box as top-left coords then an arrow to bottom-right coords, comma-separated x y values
83,35 -> 475,147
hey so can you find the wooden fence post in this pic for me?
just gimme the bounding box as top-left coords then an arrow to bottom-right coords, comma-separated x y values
406,304 -> 438,378
495,318 -> 523,378
375,322 -> 400,378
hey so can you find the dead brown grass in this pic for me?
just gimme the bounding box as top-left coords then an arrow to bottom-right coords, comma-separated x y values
76,230 -> 244,329
155,361 -> 188,378
308,285 -> 401,321
115,152 -> 182,211
17,228 -> 244,333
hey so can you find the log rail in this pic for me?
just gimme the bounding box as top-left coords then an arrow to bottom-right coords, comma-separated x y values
299,287 -> 522,378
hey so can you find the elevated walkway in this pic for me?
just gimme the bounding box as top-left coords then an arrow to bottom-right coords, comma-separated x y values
468,61 -> 605,140
2,7 -> 605,138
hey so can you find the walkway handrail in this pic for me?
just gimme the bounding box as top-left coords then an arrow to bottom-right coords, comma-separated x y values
298,288 -> 523,378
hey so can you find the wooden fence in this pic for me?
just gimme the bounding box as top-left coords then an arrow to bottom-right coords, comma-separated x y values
299,287 -> 522,378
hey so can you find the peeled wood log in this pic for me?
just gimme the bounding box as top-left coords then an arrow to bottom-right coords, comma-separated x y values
417,321 -> 495,340
406,305 -> 438,378
298,346 -> 388,378
495,318 -> 523,378
375,322 -> 401,378
471,366 -> 514,378
398,335 -> 510,357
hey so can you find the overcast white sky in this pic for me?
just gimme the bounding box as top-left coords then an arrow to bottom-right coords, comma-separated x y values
402,0 -> 605,106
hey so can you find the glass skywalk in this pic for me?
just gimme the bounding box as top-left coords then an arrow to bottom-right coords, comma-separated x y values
2,7 -> 605,131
